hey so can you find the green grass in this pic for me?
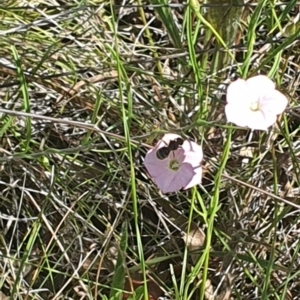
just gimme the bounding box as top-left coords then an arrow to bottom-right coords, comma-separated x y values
0,1 -> 299,299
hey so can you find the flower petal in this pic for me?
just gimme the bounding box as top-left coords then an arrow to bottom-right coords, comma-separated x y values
259,90 -> 288,115
153,163 -> 194,193
152,170 -> 179,193
183,151 -> 202,168
144,148 -> 170,177
225,103 -> 251,127
246,75 -> 275,96
226,79 -> 253,105
182,140 -> 202,154
246,110 -> 276,130
184,165 -> 202,190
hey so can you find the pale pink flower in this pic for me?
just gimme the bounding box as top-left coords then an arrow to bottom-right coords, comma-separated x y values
144,133 -> 203,193
225,75 -> 288,130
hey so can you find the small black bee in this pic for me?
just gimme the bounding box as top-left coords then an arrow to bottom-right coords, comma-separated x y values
156,146 -> 171,160
156,137 -> 184,160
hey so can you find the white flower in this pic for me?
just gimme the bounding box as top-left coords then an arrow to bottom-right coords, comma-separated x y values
225,75 -> 288,130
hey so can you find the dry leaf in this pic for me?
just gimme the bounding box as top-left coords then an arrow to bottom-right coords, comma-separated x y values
183,226 -> 206,264
215,273 -> 232,300
0,292 -> 9,300
205,279 -> 214,300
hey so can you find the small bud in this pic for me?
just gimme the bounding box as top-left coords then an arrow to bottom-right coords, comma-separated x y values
189,0 -> 200,13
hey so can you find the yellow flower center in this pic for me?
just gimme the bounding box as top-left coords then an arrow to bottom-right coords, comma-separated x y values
250,101 -> 260,111
169,159 -> 180,171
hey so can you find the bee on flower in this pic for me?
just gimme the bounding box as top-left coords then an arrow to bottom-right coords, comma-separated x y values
144,134 -> 203,193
